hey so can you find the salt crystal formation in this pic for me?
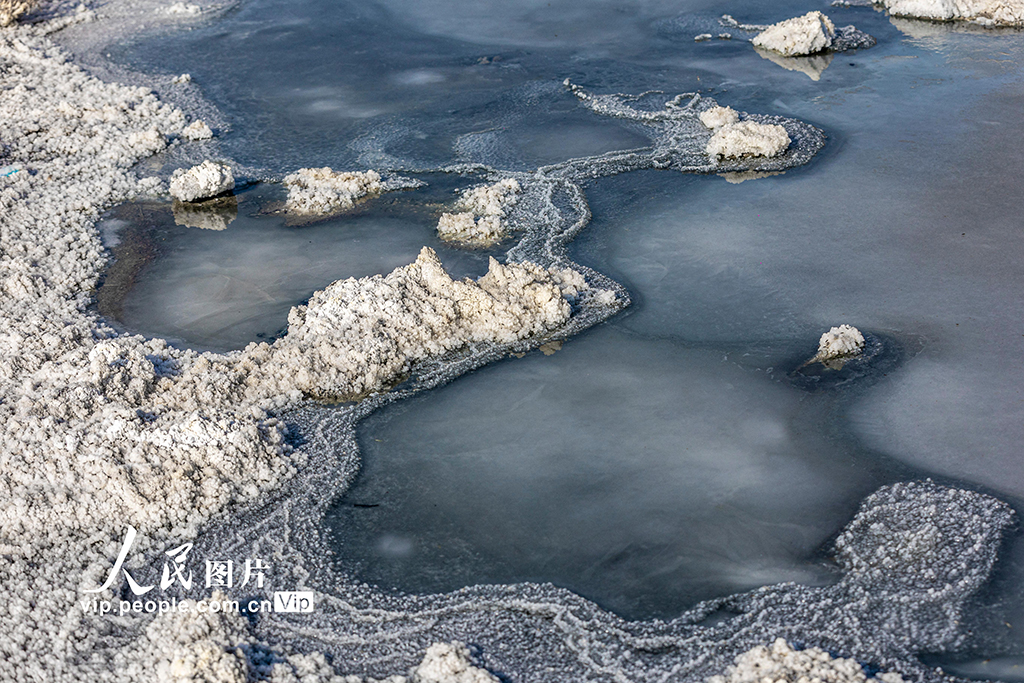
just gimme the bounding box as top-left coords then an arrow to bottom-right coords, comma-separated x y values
437,178 -> 522,247
283,167 -> 381,215
169,160 -> 235,201
752,11 -> 836,57
875,0 -> 1024,25
708,638 -> 905,683
181,119 -> 213,140
816,324 -> 866,360
700,107 -> 791,160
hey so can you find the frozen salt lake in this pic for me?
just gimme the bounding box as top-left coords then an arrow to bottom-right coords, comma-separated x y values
98,0 -> 1024,672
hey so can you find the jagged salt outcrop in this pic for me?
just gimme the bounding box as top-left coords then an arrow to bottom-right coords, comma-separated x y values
875,0 -> 1024,25
752,11 -> 836,56
700,106 -> 791,159
169,160 -> 234,201
437,178 -> 521,246
283,167 -> 381,215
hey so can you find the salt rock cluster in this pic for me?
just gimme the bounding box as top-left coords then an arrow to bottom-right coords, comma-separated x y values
814,324 -> 866,361
700,106 -> 791,160
875,0 -> 1024,25
752,11 -> 837,57
437,178 -> 521,246
169,160 -> 235,201
181,119 -> 213,141
707,638 -> 905,683
283,167 -> 381,215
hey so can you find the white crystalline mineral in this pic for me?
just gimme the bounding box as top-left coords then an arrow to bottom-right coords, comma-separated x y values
182,119 -> 213,140
412,642 -> 500,683
166,1 -> 202,15
437,178 -> 521,246
815,324 -> 866,360
875,0 -> 1024,25
169,160 -> 235,202
706,120 -> 791,159
283,167 -> 381,214
752,11 -> 836,57
699,106 -> 740,129
707,638 -> 905,683
172,72 -> 192,84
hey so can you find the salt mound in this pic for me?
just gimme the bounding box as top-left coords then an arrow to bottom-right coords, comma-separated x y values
283,167 -> 381,215
699,106 -> 739,129
706,121 -> 791,160
413,642 -> 499,683
181,119 -> 213,141
752,11 -> 836,57
437,178 -> 521,246
169,160 -> 234,202
815,324 -> 866,360
876,0 -> 1024,25
708,638 -> 905,683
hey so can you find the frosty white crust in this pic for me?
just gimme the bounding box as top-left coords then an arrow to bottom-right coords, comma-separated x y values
876,0 -> 1024,25
437,178 -> 522,246
181,119 -> 213,141
752,11 -> 836,57
283,167 -> 382,215
169,160 -> 235,202
707,638 -> 905,683
815,324 -> 866,361
700,106 -> 791,160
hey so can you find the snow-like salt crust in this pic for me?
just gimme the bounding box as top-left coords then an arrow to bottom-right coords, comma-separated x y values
708,638 -> 905,683
181,119 -> 213,141
752,11 -> 837,57
2,10 -> 1006,682
436,178 -> 521,246
816,324 -> 866,360
700,111 -> 792,160
169,160 -> 234,201
876,0 -> 1024,25
283,167 -> 382,215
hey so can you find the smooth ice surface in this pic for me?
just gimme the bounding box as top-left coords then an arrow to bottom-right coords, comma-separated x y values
330,326 -> 911,620
103,180 -> 497,351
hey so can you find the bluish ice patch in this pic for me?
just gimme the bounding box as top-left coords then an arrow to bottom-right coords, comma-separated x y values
328,325 -> 914,620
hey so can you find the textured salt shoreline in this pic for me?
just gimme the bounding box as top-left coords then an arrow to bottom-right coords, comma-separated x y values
0,2 -> 1016,682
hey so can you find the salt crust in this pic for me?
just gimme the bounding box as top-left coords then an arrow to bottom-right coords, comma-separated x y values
283,167 -> 382,215
437,178 -> 521,246
752,12 -> 837,57
700,107 -> 791,160
875,0 -> 1024,25
815,324 -> 866,360
136,599 -> 496,683
0,21 -> 587,682
708,638 -> 905,683
169,160 -> 234,201
181,119 -> 213,141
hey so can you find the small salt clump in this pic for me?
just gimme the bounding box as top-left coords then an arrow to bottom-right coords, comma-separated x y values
707,637 -> 905,683
706,121 -> 791,159
169,160 -> 235,202
166,1 -> 201,15
752,11 -> 836,57
699,106 -> 740,129
815,324 -> 866,361
437,178 -> 521,246
182,119 -> 213,141
411,642 -> 499,683
172,73 -> 192,84
283,167 -> 381,215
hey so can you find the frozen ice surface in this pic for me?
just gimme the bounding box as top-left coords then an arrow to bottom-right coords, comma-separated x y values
331,326 -> 903,620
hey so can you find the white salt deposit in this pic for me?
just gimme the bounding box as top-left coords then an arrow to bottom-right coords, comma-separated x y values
172,72 -> 192,84
699,106 -> 740,129
166,1 -> 201,15
283,167 -> 382,214
752,12 -> 837,57
875,0 -> 1024,25
181,119 -> 213,140
706,121 -> 791,160
707,638 -> 905,683
169,160 -> 235,201
436,178 -> 521,246
815,324 -> 866,360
